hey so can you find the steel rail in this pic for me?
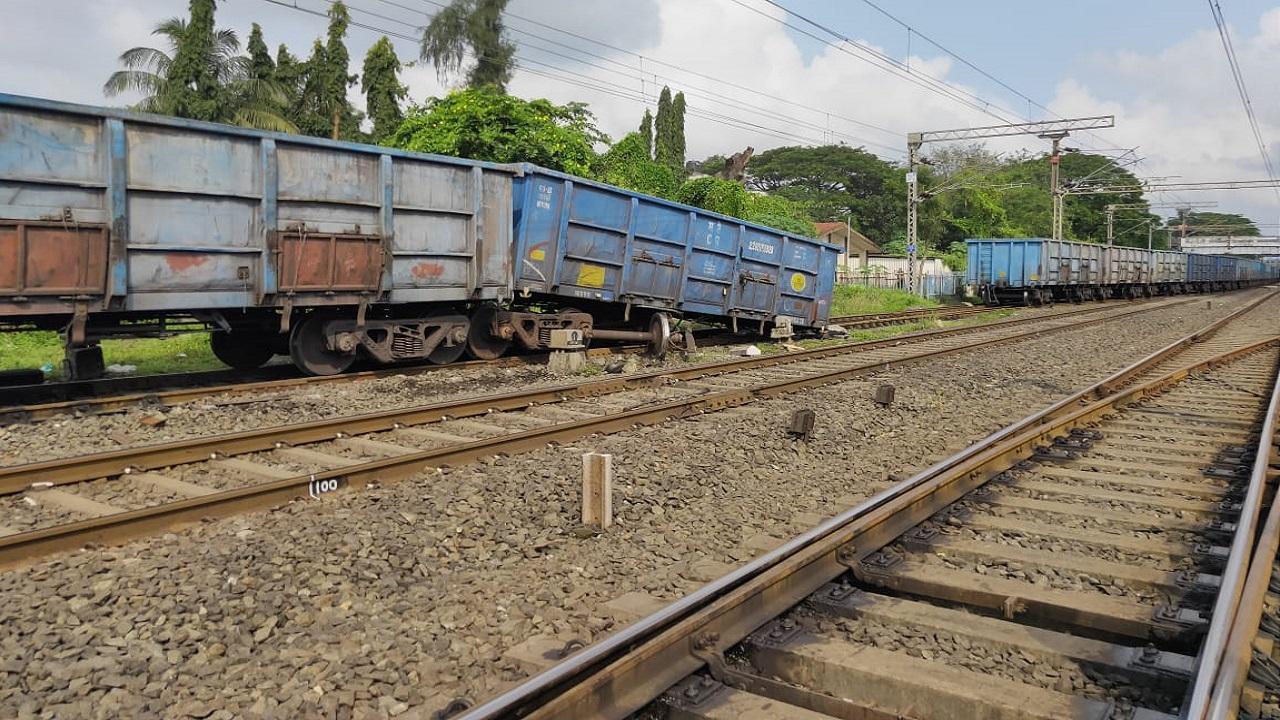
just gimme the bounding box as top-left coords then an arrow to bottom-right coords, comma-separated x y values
0,340 -> 657,425
0,306 -> 985,424
0,297 -> 1185,492
458,337 -> 1280,719
0,297 -> 1172,424
0,296 -> 1206,567
1195,357 -> 1280,718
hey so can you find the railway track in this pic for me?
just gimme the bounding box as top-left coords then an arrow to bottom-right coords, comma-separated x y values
0,304 -> 986,424
0,294 -> 1230,568
458,295 -> 1280,720
1194,374 -> 1280,719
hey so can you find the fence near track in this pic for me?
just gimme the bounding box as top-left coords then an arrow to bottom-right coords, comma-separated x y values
837,271 -> 966,300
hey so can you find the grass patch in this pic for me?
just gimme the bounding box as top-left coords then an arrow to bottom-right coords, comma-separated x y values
830,285 -> 940,316
0,331 -> 221,379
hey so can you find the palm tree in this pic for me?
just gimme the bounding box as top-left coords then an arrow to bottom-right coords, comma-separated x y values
104,10 -> 297,133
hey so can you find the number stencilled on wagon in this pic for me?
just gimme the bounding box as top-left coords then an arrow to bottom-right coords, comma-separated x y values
705,220 -> 724,243
535,183 -> 555,211
747,240 -> 776,255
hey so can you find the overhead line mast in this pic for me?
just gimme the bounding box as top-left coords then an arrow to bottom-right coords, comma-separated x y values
905,115 -> 1116,294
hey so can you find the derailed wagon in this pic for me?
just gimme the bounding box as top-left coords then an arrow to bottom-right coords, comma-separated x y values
0,94 -> 838,378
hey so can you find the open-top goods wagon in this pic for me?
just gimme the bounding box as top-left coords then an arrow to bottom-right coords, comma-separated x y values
965,238 -> 1275,305
0,94 -> 839,377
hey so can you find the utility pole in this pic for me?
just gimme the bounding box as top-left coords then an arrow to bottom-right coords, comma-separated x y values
904,115 -> 1114,295
1041,131 -> 1069,241
906,135 -> 922,294
1105,201 -> 1216,247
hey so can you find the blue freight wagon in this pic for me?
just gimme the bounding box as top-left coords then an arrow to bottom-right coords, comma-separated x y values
0,93 -> 840,378
511,165 -> 838,342
965,238 -> 1106,305
966,238 -> 1275,305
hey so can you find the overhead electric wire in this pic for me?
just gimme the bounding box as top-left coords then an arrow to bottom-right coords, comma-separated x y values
258,0 -> 866,151
405,0 -> 904,140
728,0 -> 1024,127
1207,0 -> 1280,203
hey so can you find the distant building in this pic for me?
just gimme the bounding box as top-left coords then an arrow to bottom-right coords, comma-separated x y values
1179,235 -> 1280,257
815,221 -> 879,269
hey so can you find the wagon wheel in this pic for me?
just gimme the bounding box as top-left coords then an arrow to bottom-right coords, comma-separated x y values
465,304 -> 511,361
211,330 -> 274,370
289,312 -> 356,376
649,312 -> 672,357
427,313 -> 468,365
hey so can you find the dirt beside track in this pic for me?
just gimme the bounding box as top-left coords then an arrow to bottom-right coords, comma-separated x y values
0,292 -> 1269,720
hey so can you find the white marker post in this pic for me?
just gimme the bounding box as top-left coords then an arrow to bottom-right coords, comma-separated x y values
581,452 -> 613,529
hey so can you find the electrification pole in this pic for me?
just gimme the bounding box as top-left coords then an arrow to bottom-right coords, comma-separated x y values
904,115 -> 1114,296
1104,201 -> 1216,246
1042,131 -> 1068,241
906,135 -> 922,294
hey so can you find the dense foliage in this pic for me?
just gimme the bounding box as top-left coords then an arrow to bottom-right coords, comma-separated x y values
594,132 -> 679,199
748,145 -> 906,245
1169,210 -> 1261,236
673,177 -> 816,236
387,88 -> 605,176
420,0 -> 516,91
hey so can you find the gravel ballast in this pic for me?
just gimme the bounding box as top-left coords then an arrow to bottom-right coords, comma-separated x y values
0,291 -> 1275,719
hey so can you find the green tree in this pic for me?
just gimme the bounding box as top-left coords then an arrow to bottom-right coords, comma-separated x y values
747,145 -> 907,246
246,23 -> 274,81
274,44 -> 306,125
744,193 -> 816,237
989,152 -> 1150,245
638,109 -> 654,158
1169,210 -> 1261,236
387,88 -> 605,176
676,176 -> 749,218
362,37 -> 407,143
674,178 -> 817,236
594,132 -> 678,198
654,87 -> 687,173
421,0 -> 516,91
671,92 -> 687,169
317,2 -> 358,139
103,0 -> 295,132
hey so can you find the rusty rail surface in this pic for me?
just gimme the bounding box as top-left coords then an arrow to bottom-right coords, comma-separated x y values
0,295 -> 1218,568
458,310 -> 1280,719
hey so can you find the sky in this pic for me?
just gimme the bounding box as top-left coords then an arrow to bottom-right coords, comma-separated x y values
3,0 -> 1280,228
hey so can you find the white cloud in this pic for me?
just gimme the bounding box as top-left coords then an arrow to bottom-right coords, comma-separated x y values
1052,11 -> 1280,225
4,0 -> 1279,226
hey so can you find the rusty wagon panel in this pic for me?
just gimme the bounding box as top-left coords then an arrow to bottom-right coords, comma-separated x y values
0,93 -> 515,318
